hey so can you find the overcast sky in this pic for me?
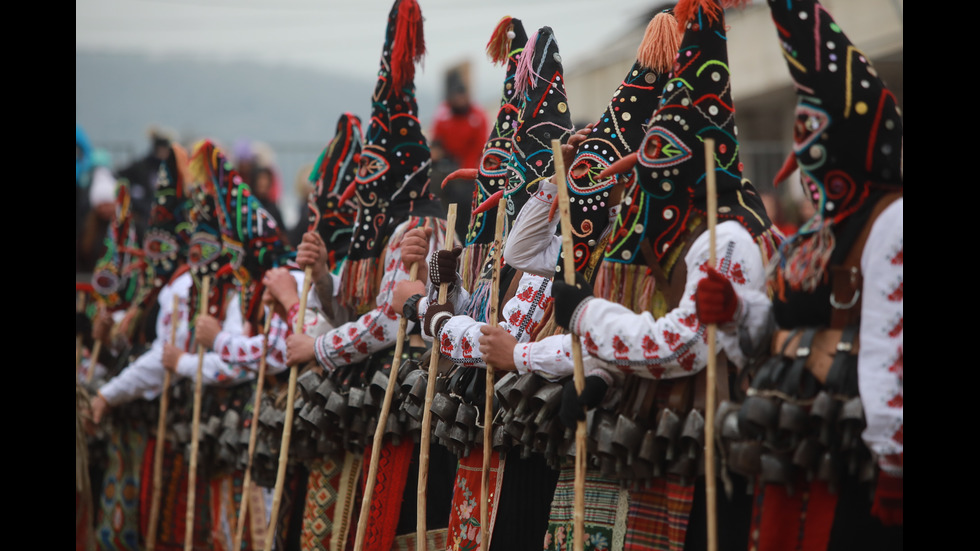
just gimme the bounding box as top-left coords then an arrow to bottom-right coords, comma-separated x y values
76,0 -> 663,105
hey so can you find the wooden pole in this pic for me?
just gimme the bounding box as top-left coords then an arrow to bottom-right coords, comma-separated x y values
86,341 -> 103,385
481,205 -> 507,551
417,204 -> 457,551
551,139 -> 588,551
76,291 -> 87,379
184,275 -> 210,551
354,260 -> 420,551
703,138 -> 719,551
147,294 -> 180,551
87,298 -> 107,384
264,266 -> 314,551
233,312 -> 274,551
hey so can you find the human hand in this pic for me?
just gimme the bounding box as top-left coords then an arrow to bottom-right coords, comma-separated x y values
400,227 -> 433,282
422,302 -> 455,339
694,267 -> 739,325
429,246 -> 462,287
194,314 -> 220,349
263,267 -> 300,315
162,342 -> 182,373
90,393 -> 110,426
558,375 -> 608,429
286,333 -> 316,366
871,471 -> 903,526
297,231 -> 328,281
392,280 -> 426,316
478,326 -> 518,371
561,124 -> 594,175
551,273 -> 594,329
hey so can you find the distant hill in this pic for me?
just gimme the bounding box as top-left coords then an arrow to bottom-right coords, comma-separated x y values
76,50 -> 440,228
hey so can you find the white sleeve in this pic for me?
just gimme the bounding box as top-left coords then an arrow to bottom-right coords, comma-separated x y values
858,199 -> 903,476
503,180 -> 562,277
100,276 -> 187,405
175,292 -> 255,386
512,333 -> 622,387
175,350 -> 253,386
98,345 -> 167,406
313,219 -> 447,371
436,273 -> 553,366
571,222 -> 770,378
212,313 -> 291,376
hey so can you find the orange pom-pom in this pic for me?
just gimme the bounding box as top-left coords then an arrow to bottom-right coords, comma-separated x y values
636,11 -> 682,72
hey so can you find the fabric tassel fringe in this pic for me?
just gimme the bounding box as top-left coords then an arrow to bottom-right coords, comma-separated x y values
486,16 -> 515,65
514,30 -> 539,97
390,0 -> 426,95
593,262 -> 658,315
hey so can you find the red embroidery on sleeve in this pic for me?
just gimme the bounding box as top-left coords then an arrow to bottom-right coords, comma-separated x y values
891,248 -> 903,265
613,336 -> 630,361
728,263 -> 745,285
887,282 -> 903,302
888,318 -> 903,338
642,335 -> 660,359
887,393 -> 903,408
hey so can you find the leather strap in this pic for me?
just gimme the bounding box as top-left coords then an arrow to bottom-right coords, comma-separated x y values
780,327 -> 818,396
830,191 -> 903,329
824,325 -> 860,395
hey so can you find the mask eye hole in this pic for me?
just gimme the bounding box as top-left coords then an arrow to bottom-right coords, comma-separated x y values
483,156 -> 501,171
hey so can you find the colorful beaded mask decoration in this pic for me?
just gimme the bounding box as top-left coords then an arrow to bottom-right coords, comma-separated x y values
347,0 -> 438,266
93,178 -> 145,311
459,16 -> 528,248
563,11 -> 680,281
308,113 -> 363,273
142,144 -> 191,294
506,26 -> 573,213
767,0 -> 903,229
604,0 -> 773,268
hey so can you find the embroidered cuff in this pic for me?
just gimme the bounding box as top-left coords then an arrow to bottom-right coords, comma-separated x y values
514,342 -> 533,375
570,297 -> 595,335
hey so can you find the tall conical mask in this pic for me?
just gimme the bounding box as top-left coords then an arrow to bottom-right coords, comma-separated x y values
93,178 -> 146,312
564,10 -> 680,283
342,0 -> 439,312
767,0 -> 903,230
604,0 -> 775,270
308,113 -> 363,273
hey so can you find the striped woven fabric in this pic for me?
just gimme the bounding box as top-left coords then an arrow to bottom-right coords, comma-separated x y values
391,528 -> 449,551
300,457 -> 343,551
545,466 -> 620,551
624,475 -> 695,551
96,422 -> 146,551
208,472 -> 245,551
750,481 -> 838,551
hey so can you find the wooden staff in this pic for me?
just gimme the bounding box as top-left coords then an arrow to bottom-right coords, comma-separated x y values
86,302 -> 104,385
184,275 -> 210,551
703,138 -> 719,551
86,341 -> 103,384
147,294 -> 180,551
551,139 -> 587,551
354,255 -> 423,551
264,266 -> 314,551
417,204 -> 457,551
76,291 -> 87,379
481,205 -> 507,551
233,311 -> 274,551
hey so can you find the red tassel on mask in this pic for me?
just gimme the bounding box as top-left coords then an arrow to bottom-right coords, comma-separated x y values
390,0 -> 426,95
